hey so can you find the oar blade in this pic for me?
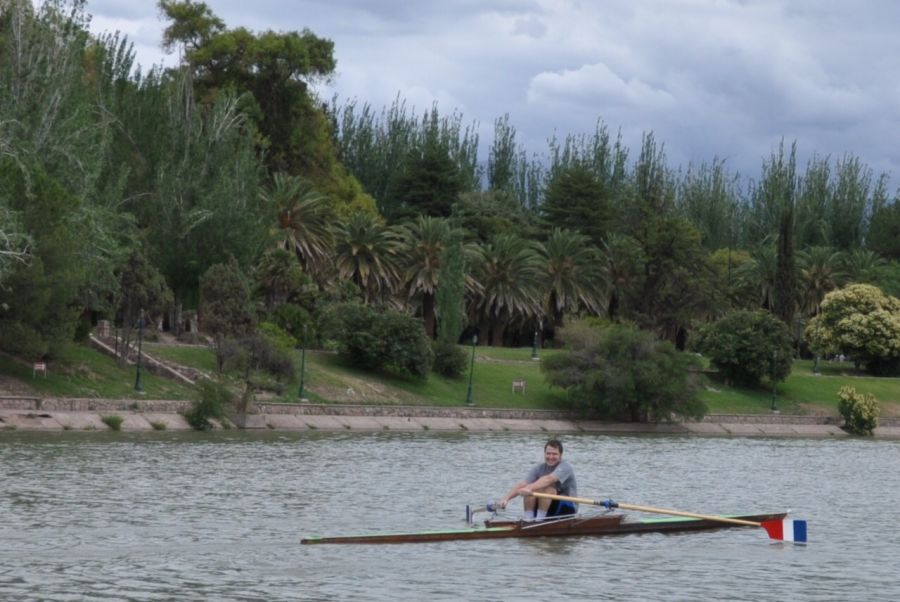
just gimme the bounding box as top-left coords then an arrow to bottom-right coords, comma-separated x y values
761,519 -> 807,543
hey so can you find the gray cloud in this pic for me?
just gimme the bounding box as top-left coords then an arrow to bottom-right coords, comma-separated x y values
84,0 -> 900,191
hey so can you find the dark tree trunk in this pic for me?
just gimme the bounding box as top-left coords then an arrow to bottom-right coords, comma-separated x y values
478,320 -> 490,347
490,320 -> 505,347
422,292 -> 436,339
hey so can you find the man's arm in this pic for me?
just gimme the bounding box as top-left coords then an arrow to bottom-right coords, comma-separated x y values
498,480 -> 527,509
519,473 -> 560,495
499,473 -> 561,508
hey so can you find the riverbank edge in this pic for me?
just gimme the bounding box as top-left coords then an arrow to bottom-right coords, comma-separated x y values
2,396 -> 899,438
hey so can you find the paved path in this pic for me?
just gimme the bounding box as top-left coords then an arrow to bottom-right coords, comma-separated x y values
2,397 -> 898,438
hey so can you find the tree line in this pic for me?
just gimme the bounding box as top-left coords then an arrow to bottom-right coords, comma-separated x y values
2,0 -> 899,385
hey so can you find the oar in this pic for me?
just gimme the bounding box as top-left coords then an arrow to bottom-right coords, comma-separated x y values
532,492 -> 807,543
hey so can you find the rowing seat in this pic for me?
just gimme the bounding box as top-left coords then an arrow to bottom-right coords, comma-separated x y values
512,379 -> 526,393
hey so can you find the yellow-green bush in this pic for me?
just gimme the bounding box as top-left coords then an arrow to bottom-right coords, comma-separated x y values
837,386 -> 879,436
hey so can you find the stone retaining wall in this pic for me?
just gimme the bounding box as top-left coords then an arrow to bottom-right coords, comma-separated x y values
0,396 -> 192,413
2,396 -> 896,426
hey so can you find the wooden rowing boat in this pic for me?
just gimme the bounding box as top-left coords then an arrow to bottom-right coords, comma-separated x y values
300,512 -> 787,545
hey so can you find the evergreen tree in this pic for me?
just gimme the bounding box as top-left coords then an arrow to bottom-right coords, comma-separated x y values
436,237 -> 466,345
756,142 -> 799,326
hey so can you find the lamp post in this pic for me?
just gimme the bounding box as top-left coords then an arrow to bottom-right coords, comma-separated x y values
770,348 -> 778,413
813,305 -> 821,375
298,324 -> 307,401
133,308 -> 145,394
531,326 -> 540,361
465,334 -> 478,406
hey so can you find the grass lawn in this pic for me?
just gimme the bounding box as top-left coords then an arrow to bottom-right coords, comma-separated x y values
3,341 -> 899,417
698,359 -> 900,416
298,347 -> 569,409
143,342 -> 218,373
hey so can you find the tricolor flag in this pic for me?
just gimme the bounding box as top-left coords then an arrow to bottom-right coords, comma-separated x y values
762,519 -> 808,543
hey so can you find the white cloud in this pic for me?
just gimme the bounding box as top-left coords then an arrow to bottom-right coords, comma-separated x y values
528,63 -> 677,111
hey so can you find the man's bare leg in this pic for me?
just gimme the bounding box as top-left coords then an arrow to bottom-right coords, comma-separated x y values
523,486 -> 556,520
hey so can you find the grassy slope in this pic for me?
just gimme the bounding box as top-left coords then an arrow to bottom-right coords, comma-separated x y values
0,344 -> 196,400
3,343 -> 899,416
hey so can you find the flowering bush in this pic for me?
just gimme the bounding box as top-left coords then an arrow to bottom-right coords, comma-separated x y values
805,284 -> 900,375
837,386 -> 879,436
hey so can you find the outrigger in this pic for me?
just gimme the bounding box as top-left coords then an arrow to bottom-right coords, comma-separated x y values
300,493 -> 807,545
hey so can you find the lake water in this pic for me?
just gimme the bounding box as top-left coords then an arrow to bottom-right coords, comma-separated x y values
1,431 -> 898,601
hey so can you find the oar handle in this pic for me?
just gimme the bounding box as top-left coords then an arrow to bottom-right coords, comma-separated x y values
532,492 -> 762,527
530,492 -> 619,509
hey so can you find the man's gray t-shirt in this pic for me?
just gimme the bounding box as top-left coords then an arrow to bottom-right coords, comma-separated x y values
525,460 -> 577,498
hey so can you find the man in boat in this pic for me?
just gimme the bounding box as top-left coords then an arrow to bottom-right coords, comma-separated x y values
497,439 -> 577,521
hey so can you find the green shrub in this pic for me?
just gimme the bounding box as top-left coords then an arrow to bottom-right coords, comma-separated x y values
838,386 -> 879,436
270,304 -> 313,343
101,415 -> 123,431
543,321 -> 706,422
432,341 -> 467,378
149,421 -> 167,431
259,321 -> 298,351
222,334 -> 295,380
184,380 -> 232,430
693,310 -> 793,387
331,303 -> 433,377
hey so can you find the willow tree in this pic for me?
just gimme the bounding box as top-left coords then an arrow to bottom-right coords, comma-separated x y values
118,82 -> 268,311
0,205 -> 30,286
0,0 -> 132,355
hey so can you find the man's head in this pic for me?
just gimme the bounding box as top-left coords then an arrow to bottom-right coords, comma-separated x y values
544,439 -> 563,466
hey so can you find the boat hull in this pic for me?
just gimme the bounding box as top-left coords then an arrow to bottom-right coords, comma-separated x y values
300,512 -> 787,545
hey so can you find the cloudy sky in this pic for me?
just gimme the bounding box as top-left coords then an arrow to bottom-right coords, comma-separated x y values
83,0 -> 900,191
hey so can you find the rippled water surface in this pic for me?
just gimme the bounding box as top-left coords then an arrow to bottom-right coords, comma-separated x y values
1,431 -> 898,601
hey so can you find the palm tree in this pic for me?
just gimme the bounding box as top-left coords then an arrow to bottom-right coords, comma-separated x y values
471,234 -> 542,345
254,247 -> 308,311
334,212 -> 401,305
842,249 -> 887,285
398,216 -> 452,338
736,246 -> 778,311
797,246 -> 845,317
261,173 -> 334,278
537,228 -> 604,327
